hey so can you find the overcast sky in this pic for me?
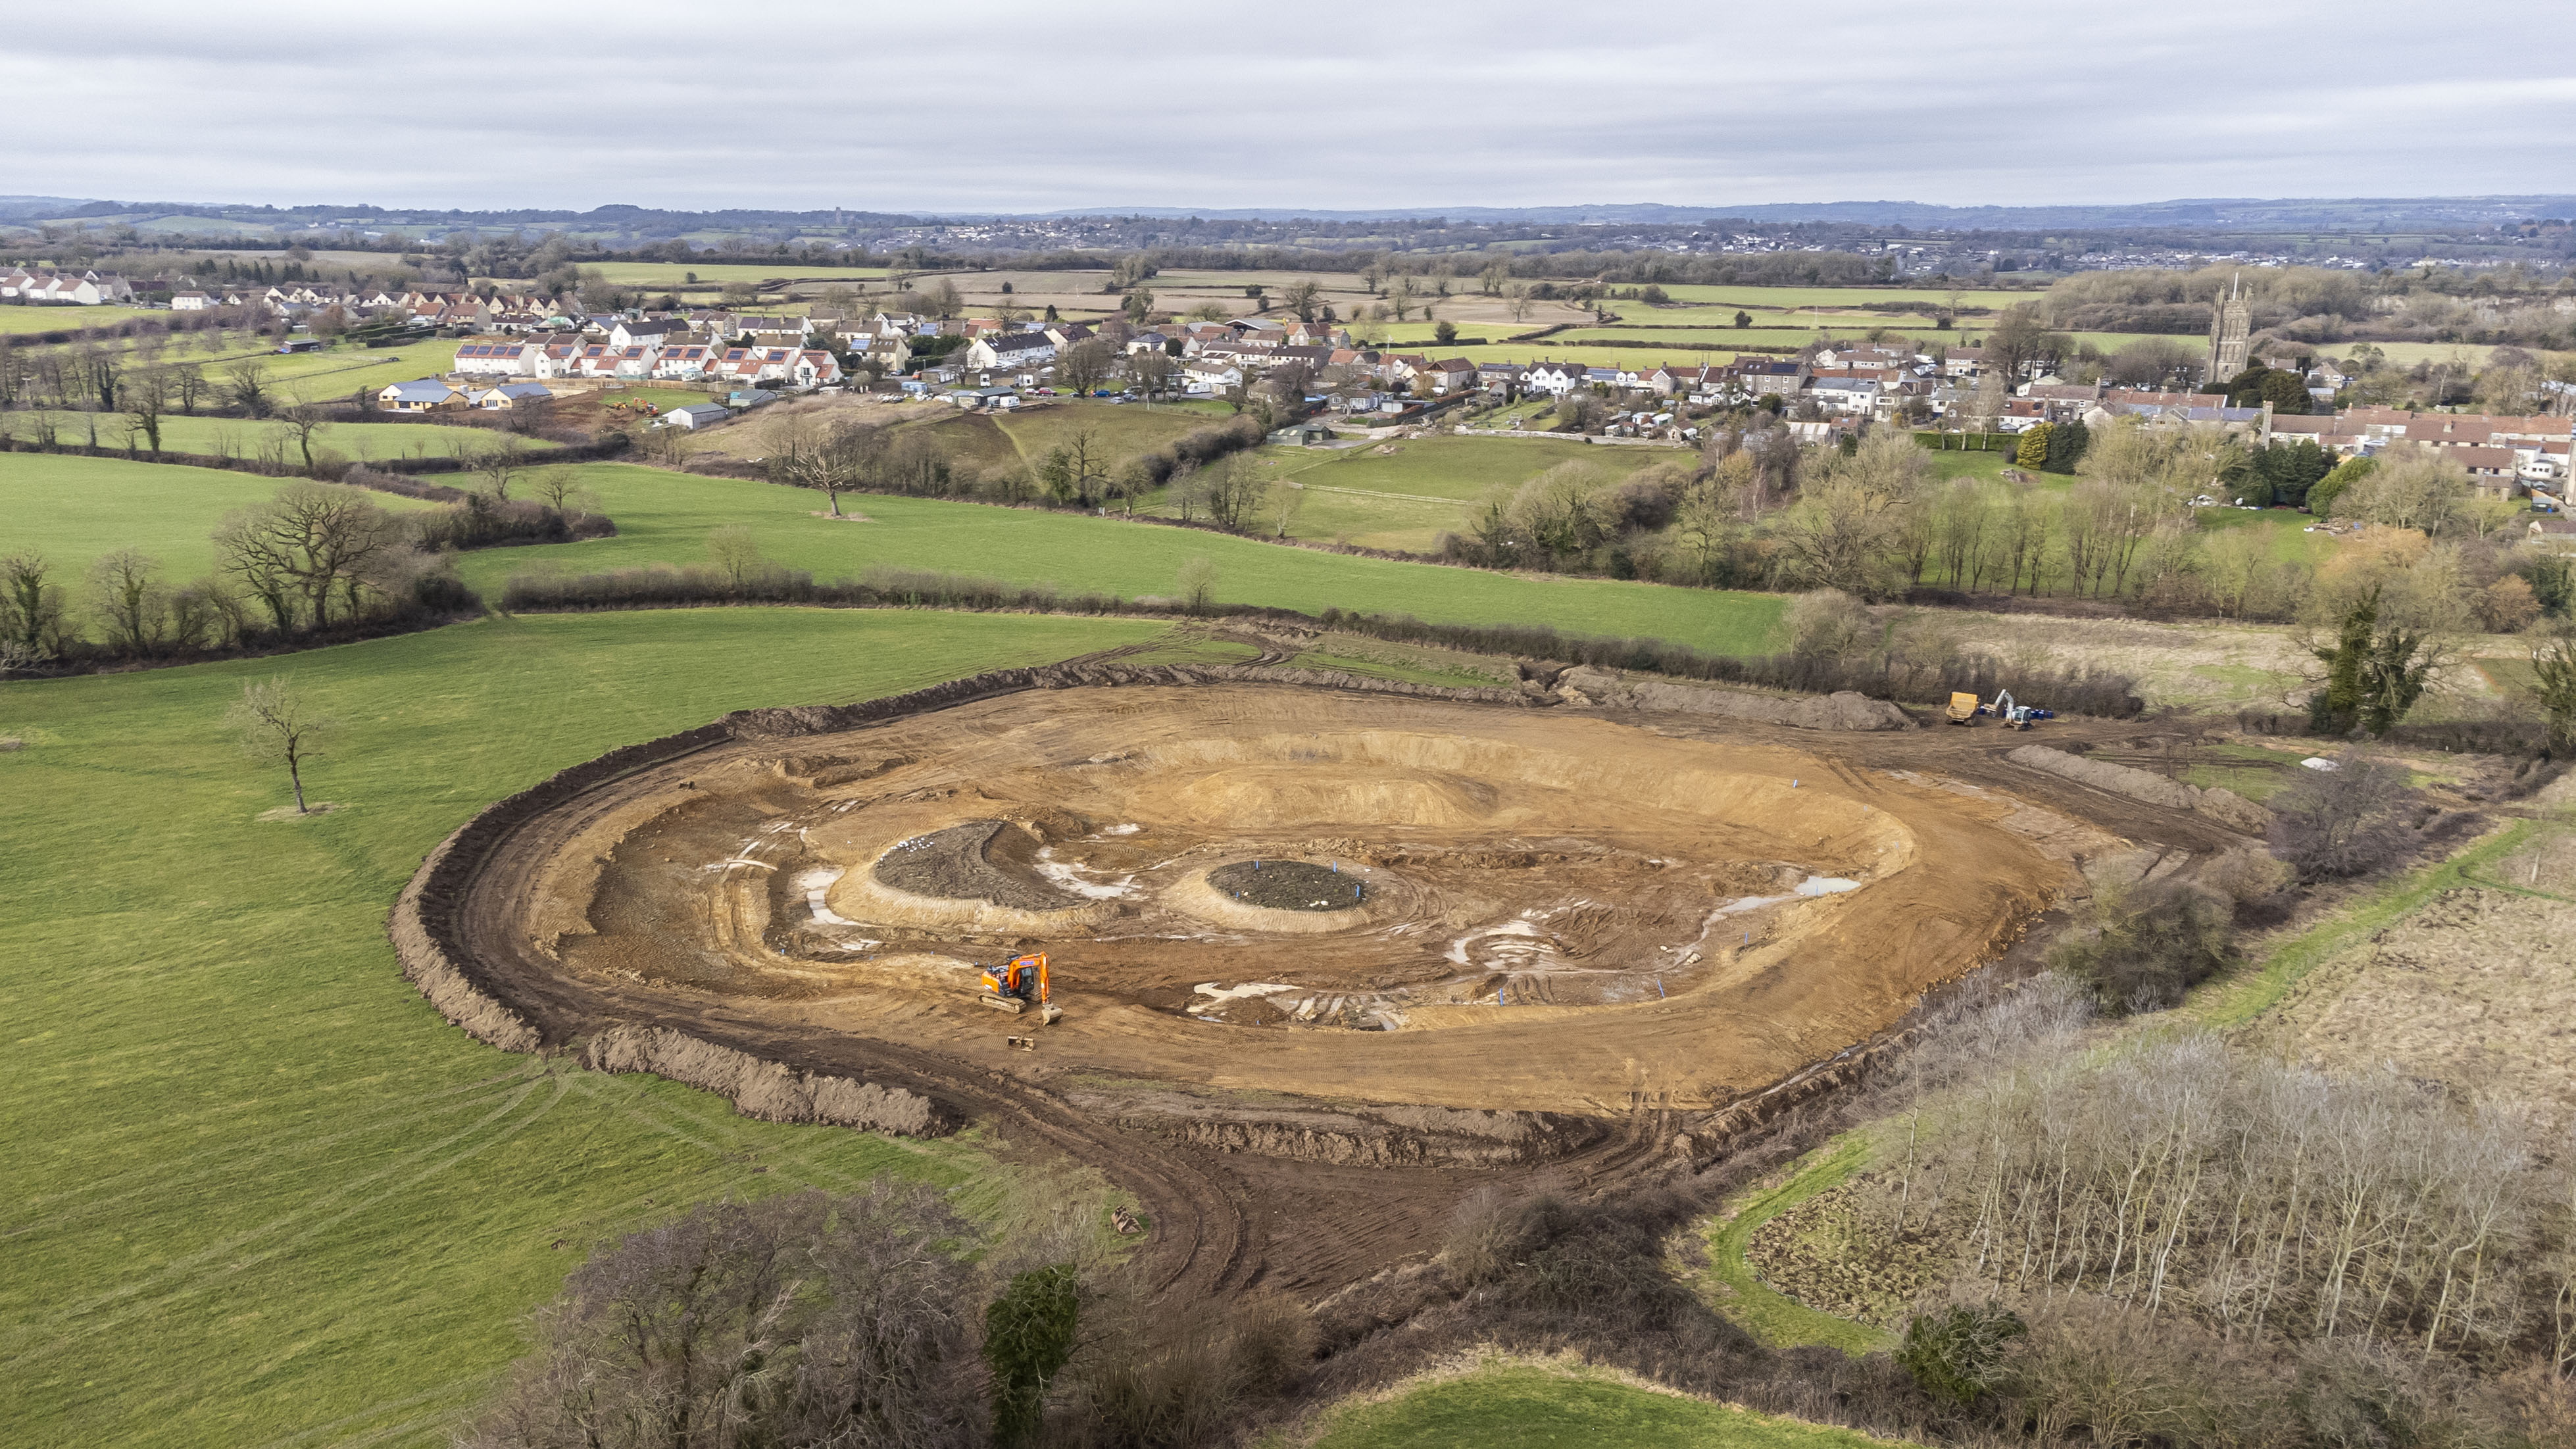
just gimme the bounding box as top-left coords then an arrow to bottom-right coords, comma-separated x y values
9,1 -> 2572,214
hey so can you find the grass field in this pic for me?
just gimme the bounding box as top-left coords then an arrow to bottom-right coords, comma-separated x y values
14,412 -> 559,464
0,607 -> 1163,1448
1300,1358 -> 1902,1449
0,454 -> 445,580
1212,435 -> 1665,551
474,261 -> 891,289
458,463 -> 1789,655
1695,1137 -> 1891,1354
0,305 -> 161,333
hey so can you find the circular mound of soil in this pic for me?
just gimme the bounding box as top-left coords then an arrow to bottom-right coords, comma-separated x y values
1206,859 -> 1367,912
873,820 -> 1076,910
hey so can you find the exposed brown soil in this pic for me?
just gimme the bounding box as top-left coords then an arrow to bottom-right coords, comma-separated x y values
391,663 -> 2244,1306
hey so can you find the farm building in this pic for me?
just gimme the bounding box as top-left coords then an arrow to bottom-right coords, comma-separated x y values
659,403 -> 730,430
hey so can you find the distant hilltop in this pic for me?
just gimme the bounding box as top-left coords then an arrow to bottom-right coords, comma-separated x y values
7,194 -> 2575,235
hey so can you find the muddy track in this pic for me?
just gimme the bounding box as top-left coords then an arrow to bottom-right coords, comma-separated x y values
391,665 -> 2229,1305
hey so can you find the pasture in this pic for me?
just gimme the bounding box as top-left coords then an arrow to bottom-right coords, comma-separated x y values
1240,434 -> 1667,551
451,462 -> 1790,655
0,305 -> 162,334
1302,1358 -> 1902,1449
0,607 -> 1162,1447
11,412 -> 558,464
0,454 -> 443,581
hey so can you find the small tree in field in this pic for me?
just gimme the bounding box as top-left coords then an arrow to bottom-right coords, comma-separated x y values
227,676 -> 332,814
1176,556 -> 1216,614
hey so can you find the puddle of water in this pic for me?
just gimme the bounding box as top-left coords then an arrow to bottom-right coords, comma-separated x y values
1033,847 -> 1141,899
1099,823 -> 1141,835
1795,875 -> 1861,896
1193,981 -> 1300,1004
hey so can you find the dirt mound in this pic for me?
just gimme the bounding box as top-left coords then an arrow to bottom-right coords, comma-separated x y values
1207,859 -> 1367,911
2006,743 -> 2273,836
872,820 -> 1076,909
1556,667 -> 1912,731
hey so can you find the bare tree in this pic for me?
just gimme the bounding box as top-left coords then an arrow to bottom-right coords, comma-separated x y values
531,468 -> 597,515
1,551 -> 70,659
276,404 -> 332,474
214,482 -> 406,630
1176,556 -> 1217,612
1201,456 -> 1269,532
122,366 -> 172,458
461,1185 -> 984,1449
467,433 -> 530,500
224,356 -> 274,419
226,675 -> 333,814
87,549 -> 170,656
1280,278 -> 1324,322
1056,338 -> 1117,397
1127,349 -> 1177,403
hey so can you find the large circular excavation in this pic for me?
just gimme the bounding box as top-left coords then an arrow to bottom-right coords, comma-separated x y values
491,684 -> 2075,1112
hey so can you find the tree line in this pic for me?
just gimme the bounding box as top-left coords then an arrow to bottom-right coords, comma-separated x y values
0,468 -> 610,674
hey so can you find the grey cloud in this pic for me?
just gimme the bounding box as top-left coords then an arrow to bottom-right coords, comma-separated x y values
5,0 -> 2569,212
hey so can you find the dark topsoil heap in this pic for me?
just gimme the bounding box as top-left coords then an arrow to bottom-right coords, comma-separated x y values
872,820 -> 1077,909
1208,859 -> 1367,911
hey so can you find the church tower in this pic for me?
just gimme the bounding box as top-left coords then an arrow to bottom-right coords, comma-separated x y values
2205,274 -> 2250,386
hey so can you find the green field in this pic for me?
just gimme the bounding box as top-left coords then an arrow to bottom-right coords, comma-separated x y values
1304,1360 -> 1902,1449
0,305 -> 162,333
0,455 -> 445,580
458,462 -> 1789,655
15,412 -> 559,464
1226,435 -> 1666,551
0,608 -> 1162,1447
494,261 -> 891,289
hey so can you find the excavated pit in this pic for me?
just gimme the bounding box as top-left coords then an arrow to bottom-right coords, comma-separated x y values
494,683 -> 2087,1115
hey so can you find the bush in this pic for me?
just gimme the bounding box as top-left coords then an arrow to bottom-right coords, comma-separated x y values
460,1184 -> 985,1449
1783,588 -> 1871,660
2048,877 -> 2233,1013
1897,1302 -> 2027,1407
2269,750 -> 2415,881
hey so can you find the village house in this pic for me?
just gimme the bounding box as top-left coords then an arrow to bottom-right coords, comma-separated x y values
965,331 -> 1057,371
453,340 -> 537,377
376,379 -> 466,412
1520,360 -> 1587,395
653,345 -> 718,380
472,382 -> 553,410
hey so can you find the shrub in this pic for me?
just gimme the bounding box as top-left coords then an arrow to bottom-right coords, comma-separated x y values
461,1185 -> 984,1449
1783,587 -> 1871,660
1897,1302 -> 2027,1407
2268,750 -> 2415,881
2048,877 -> 2233,1013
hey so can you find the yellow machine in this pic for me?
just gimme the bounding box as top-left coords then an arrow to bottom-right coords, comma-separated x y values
978,952 -> 1061,1023
1946,691 -> 1982,725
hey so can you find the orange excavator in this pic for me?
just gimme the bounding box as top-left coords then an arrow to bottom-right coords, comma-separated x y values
978,952 -> 1062,1023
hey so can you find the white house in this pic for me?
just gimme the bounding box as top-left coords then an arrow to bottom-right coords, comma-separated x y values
965,332 -> 1057,371
473,382 -> 554,409
452,341 -> 536,377
170,290 -> 214,311
653,345 -> 717,380
377,379 -> 466,412
1521,361 -> 1586,395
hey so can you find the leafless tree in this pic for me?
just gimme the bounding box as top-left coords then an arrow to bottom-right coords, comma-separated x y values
1201,456 -> 1269,533
460,1185 -> 984,1449
224,356 -> 274,418
87,549 -> 171,656
214,482 -> 406,630
467,433 -> 531,499
226,675 -> 333,814
1055,338 -> 1117,397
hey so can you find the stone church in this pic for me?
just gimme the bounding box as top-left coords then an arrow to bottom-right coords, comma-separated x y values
2204,275 -> 2250,384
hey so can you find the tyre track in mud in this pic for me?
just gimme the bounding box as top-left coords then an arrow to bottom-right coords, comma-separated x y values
401,669 -> 2234,1307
